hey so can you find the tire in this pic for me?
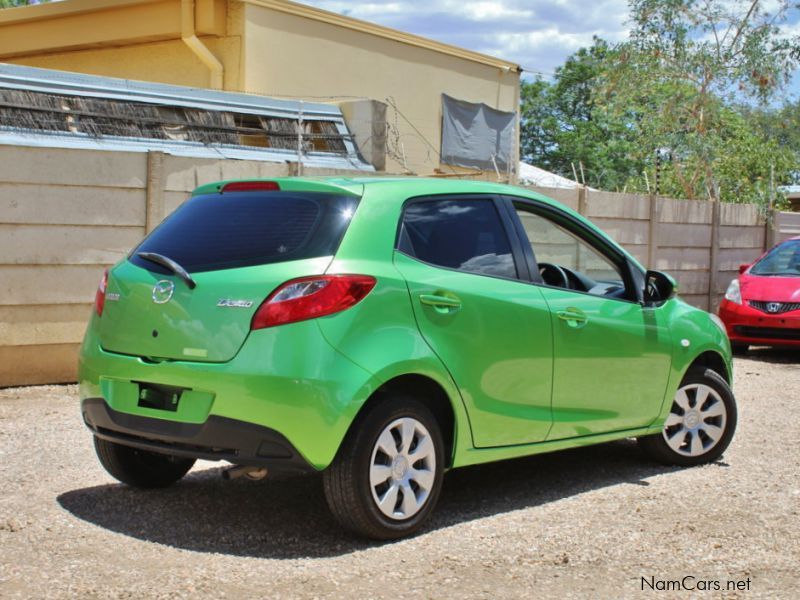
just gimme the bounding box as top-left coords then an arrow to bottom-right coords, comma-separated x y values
639,367 -> 737,467
94,436 -> 196,488
323,396 -> 445,540
731,343 -> 749,355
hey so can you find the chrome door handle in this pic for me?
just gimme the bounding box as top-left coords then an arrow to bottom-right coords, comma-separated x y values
557,308 -> 588,328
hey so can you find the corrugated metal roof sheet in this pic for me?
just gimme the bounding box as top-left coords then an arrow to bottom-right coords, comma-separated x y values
0,63 -> 372,171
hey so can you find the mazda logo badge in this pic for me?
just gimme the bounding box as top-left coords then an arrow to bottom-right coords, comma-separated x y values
152,280 -> 175,304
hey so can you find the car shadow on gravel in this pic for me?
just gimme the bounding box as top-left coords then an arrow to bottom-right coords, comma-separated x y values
57,439 -> 687,559
737,347 -> 800,365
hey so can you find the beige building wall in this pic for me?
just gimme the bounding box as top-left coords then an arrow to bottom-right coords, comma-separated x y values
1,0 -> 245,91
241,2 -> 519,176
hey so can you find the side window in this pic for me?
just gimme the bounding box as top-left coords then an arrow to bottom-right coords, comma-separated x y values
398,198 -> 517,279
514,204 -> 631,299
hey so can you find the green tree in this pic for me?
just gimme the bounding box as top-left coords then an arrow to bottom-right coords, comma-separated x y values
606,0 -> 800,202
520,38 -> 643,190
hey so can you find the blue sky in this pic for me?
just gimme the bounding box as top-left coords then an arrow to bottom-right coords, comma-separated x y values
297,0 -> 800,100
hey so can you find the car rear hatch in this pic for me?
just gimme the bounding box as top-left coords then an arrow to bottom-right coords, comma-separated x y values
98,185 -> 360,362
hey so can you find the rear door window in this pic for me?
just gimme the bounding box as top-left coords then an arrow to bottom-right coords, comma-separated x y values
397,198 -> 518,279
130,191 -> 358,273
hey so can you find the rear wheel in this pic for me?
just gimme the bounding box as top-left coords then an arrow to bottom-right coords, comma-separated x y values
323,396 -> 444,540
94,437 -> 195,488
639,367 -> 737,467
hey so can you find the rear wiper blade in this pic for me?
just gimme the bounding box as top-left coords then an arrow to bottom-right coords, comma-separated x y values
137,252 -> 197,289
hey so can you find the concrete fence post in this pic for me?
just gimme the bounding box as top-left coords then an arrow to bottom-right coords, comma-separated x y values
577,185 -> 587,216
647,194 -> 659,271
708,201 -> 721,312
145,151 -> 165,234
765,209 -> 778,250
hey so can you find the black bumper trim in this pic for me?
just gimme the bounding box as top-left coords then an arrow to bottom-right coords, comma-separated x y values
81,398 -> 315,475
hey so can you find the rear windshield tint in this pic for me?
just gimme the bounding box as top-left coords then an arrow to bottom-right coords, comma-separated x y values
130,191 -> 359,273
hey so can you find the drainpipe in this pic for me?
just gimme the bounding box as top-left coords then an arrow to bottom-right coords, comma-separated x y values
181,0 -> 224,90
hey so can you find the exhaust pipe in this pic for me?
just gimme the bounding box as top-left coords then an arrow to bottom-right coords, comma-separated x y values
222,465 -> 268,481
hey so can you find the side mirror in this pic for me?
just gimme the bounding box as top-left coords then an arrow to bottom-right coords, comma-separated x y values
738,263 -> 749,274
644,270 -> 677,305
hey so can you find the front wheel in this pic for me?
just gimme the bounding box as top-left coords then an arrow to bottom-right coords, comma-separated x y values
323,396 -> 445,540
94,437 -> 196,488
639,367 -> 737,467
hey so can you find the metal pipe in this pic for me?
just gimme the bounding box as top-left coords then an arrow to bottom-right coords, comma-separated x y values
181,0 -> 224,90
222,465 -> 268,481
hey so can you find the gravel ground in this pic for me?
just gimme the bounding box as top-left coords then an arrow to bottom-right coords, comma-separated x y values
1,350 -> 798,599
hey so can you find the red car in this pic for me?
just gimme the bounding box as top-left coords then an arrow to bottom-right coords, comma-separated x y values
718,236 -> 800,351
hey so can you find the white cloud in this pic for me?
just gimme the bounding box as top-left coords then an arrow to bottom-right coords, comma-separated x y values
298,0 -> 630,76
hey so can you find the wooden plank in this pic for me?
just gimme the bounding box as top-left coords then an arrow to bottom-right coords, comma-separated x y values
775,211 -> 800,242
716,271 -> 741,294
0,265 -> 107,305
718,247 -> 766,272
584,191 -> 650,220
523,186 -> 580,211
654,247 -> 710,270
0,303 -> 90,346
679,293 -> 709,311
719,225 -> 765,250
163,191 -> 190,216
626,246 -> 649,268
657,222 -> 712,248
720,202 -> 762,226
658,197 -> 712,224
589,218 -> 649,245
162,155 -> 287,192
0,225 -> 144,265
0,184 -> 145,226
0,343 -> 79,387
670,271 -> 710,295
0,146 -> 146,188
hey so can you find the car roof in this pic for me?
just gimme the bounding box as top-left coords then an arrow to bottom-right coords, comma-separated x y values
191,176 -> 639,268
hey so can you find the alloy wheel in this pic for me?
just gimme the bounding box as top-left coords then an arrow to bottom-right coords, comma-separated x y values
369,417 -> 437,520
661,383 -> 728,457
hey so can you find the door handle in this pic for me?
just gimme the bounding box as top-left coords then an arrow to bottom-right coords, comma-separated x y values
419,293 -> 462,313
557,308 -> 588,328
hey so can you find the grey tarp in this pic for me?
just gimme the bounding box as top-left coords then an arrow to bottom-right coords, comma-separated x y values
441,94 -> 515,171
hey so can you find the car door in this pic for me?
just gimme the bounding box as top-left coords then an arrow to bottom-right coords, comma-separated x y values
393,195 -> 554,447
506,198 -> 673,440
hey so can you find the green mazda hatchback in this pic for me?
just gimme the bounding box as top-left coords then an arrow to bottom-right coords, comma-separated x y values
79,177 -> 737,539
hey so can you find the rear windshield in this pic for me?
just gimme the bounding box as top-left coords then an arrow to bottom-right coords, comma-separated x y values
750,239 -> 800,277
130,191 -> 359,273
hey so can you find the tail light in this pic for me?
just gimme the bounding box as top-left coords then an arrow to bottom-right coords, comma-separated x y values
252,275 -> 376,330
94,269 -> 108,316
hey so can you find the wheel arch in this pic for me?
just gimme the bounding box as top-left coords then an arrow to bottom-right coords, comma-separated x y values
350,373 -> 458,468
686,350 -> 730,384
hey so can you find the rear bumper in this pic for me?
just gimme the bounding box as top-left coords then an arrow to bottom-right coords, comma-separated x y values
83,397 -> 314,475
718,299 -> 800,347
78,315 -> 377,470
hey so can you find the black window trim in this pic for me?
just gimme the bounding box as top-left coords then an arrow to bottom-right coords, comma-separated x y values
393,193 -> 527,285
501,195 -> 645,305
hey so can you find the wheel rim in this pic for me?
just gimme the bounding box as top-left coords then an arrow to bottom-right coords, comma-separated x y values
662,383 -> 727,457
369,417 -> 436,521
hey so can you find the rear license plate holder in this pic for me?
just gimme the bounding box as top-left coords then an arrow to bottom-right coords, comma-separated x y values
135,382 -> 186,412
